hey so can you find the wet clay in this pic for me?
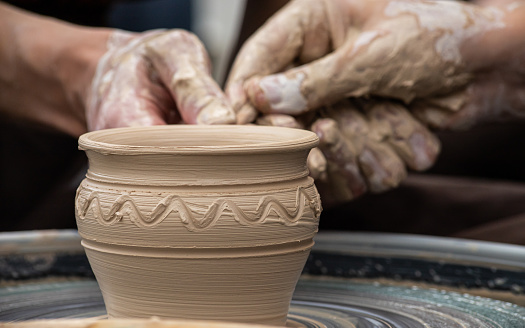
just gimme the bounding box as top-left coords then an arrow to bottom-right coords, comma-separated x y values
74,125 -> 321,326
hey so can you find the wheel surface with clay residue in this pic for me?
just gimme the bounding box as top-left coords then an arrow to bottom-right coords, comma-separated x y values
1,230 -> 524,327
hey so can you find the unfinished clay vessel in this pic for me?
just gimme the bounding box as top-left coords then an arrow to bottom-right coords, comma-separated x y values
75,125 -> 321,326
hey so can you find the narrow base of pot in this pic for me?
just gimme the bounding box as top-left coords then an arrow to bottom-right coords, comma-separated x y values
82,239 -> 313,326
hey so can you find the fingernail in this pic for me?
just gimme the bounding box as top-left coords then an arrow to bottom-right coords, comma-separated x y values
248,73 -> 308,114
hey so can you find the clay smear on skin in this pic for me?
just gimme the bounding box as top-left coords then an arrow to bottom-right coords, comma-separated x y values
88,31 -> 168,130
384,1 -> 505,63
88,30 -> 234,129
75,125 -> 320,326
350,31 -> 381,56
259,72 -> 308,114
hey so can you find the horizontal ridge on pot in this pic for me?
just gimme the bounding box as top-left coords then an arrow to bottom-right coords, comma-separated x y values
78,126 -> 317,186
75,125 -> 322,326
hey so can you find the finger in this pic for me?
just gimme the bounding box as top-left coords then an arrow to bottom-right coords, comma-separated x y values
307,147 -> 328,181
358,139 -> 407,193
323,100 -> 369,152
225,0 -> 332,113
145,30 -> 236,125
367,102 -> 441,171
242,28 -> 388,115
410,90 -> 470,129
416,91 -> 468,112
256,114 -> 304,129
311,118 -> 367,199
413,103 -> 480,130
242,15 -> 473,116
322,101 -> 407,192
237,103 -> 258,124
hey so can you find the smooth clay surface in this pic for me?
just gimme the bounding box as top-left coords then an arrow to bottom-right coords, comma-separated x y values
75,125 -> 321,326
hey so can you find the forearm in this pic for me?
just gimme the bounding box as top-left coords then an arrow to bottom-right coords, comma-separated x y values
0,2 -> 111,136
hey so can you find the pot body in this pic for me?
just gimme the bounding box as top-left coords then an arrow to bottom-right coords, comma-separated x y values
74,125 -> 321,326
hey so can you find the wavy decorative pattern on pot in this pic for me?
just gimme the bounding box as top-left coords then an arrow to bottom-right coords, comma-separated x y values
76,186 -> 321,230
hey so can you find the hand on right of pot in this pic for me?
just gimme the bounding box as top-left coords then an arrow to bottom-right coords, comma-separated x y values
256,99 -> 440,207
226,0 -> 525,207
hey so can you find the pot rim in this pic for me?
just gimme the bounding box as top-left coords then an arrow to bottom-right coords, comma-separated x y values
79,125 -> 319,155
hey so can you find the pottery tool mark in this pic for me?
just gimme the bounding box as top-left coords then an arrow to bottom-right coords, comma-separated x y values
76,187 -> 321,231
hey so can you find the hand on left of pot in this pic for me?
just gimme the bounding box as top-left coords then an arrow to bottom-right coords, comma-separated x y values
86,29 -> 236,131
0,2 -> 236,138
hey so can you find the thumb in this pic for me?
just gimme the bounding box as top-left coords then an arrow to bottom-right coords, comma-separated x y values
243,30 -> 387,115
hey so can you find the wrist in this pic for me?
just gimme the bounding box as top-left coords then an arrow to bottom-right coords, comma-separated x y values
462,3 -> 525,71
23,20 -> 113,136
53,25 -> 113,130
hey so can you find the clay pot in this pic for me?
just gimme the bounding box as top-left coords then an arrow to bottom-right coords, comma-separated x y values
75,125 -> 321,326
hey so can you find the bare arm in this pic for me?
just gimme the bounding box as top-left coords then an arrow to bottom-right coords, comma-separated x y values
0,2 -> 110,136
0,2 -> 235,138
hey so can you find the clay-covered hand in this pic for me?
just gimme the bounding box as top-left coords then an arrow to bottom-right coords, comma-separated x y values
0,3 -> 234,138
256,99 -> 440,206
227,0 -> 525,204
227,0 -> 525,122
87,29 -> 235,131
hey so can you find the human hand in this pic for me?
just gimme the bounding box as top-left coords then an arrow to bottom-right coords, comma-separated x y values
227,0 -> 525,204
0,2 -> 235,137
256,99 -> 440,206
87,29 -> 235,131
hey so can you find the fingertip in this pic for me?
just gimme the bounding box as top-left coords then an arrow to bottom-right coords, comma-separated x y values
245,77 -> 270,112
311,118 -> 368,198
196,103 -> 236,125
225,80 -> 247,113
237,104 -> 258,124
311,118 -> 339,145
256,114 -> 303,129
367,101 -> 441,172
307,147 -> 328,181
406,131 -> 441,171
358,141 -> 407,193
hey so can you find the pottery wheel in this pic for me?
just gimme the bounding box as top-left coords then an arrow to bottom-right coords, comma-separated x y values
1,230 -> 525,327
